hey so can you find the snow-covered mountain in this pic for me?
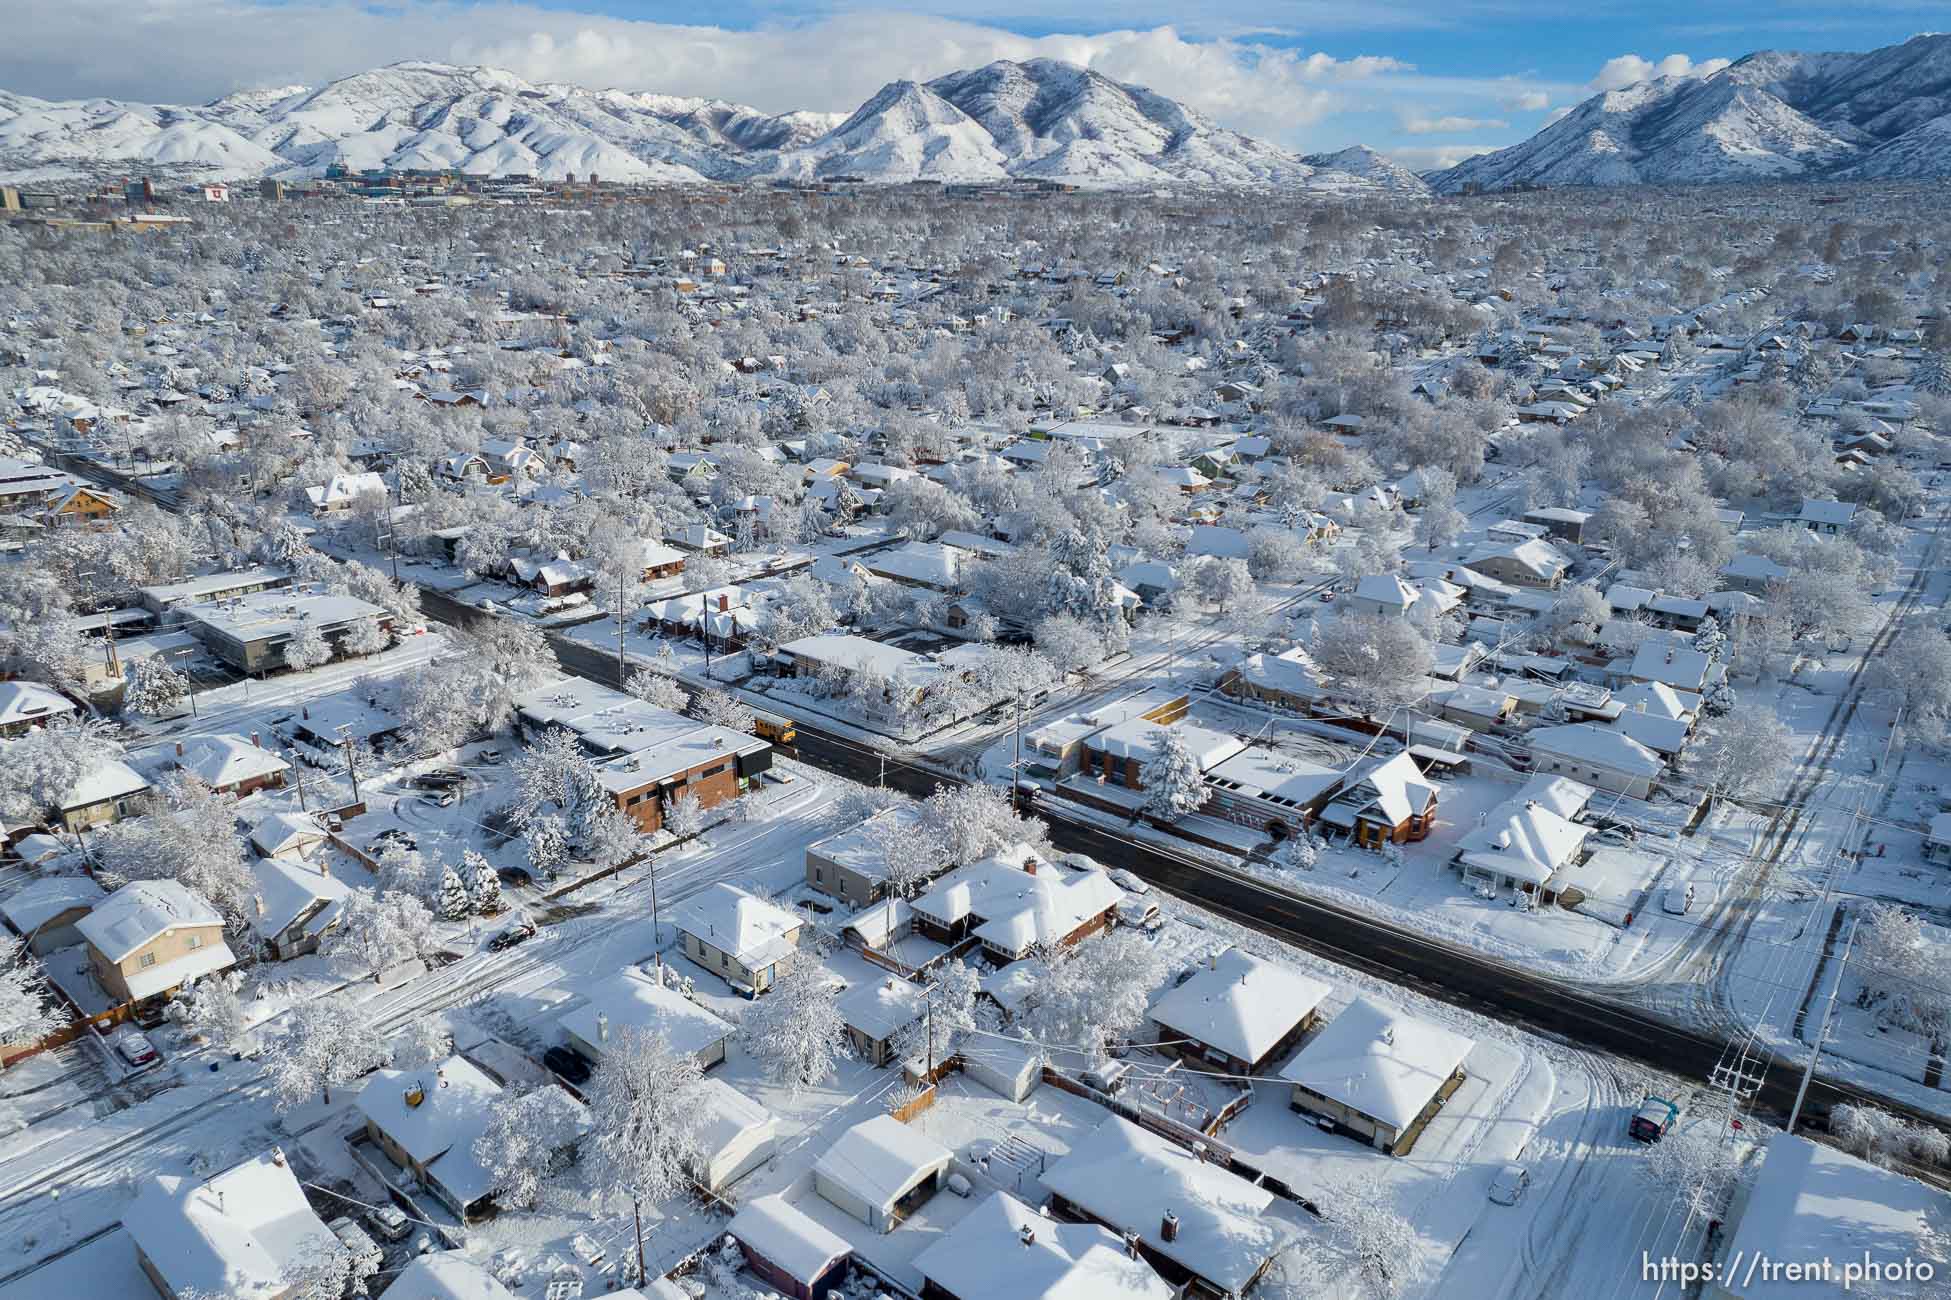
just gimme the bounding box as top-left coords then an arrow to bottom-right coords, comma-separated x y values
1299,145 -> 1432,194
1431,33 -> 1951,193
0,58 -> 1414,194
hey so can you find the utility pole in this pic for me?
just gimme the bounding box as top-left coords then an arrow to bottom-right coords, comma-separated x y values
387,473 -> 401,585
617,567 -> 629,690
701,590 -> 712,681
1789,914 -> 1859,1133
337,724 -> 362,805
633,1195 -> 646,1285
1012,687 -> 1024,813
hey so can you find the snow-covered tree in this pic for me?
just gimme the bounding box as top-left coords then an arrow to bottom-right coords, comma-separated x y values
664,791 -> 708,842
434,866 -> 470,922
124,655 -> 189,718
525,813 -> 570,880
263,996 -> 391,1109
740,957 -> 849,1094
1024,930 -> 1169,1061
0,726 -> 107,824
895,957 -> 983,1067
94,775 -> 256,931
1829,1102 -> 1951,1170
0,934 -> 66,1046
474,1085 -> 592,1209
281,622 -> 332,672
1639,1109 -> 1749,1226
689,688 -> 755,732
624,668 -> 687,711
1311,611 -> 1436,718
1278,1173 -> 1430,1300
1276,833 -> 1321,872
390,1017 -> 452,1071
341,615 -> 389,658
1688,711 -> 1791,808
582,1027 -> 706,1206
1141,728 -> 1207,823
1189,555 -> 1255,614
1032,612 -> 1102,678
921,781 -> 1044,864
463,850 -> 503,914
168,971 -> 247,1050
322,888 -> 434,980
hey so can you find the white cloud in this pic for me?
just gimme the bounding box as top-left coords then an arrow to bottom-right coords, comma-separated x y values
1386,143 -> 1497,172
1588,53 -> 1732,92
1506,90 -> 1551,112
1399,112 -> 1509,135
0,3 -> 1409,147
1544,106 -> 1573,125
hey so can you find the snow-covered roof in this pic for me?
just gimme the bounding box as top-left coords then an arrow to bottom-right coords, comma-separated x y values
1148,947 -> 1331,1064
813,1114 -> 953,1212
0,680 -> 77,728
305,470 -> 385,508
777,633 -> 941,683
0,873 -> 105,934
1184,524 -> 1249,559
1091,717 -> 1245,772
1528,723 -> 1664,777
1612,680 -> 1692,721
249,809 -> 330,858
807,804 -> 929,884
178,583 -> 385,645
915,1190 -> 1175,1300
385,1253 -> 518,1300
910,851 -> 1123,958
1352,572 -> 1420,610
1612,710 -> 1692,756
1279,996 -> 1475,1132
1332,750 -> 1439,826
1464,536 -> 1570,579
1515,774 -> 1594,821
1797,498 -> 1856,527
670,882 -> 801,968
248,856 -> 349,940
1719,1133 -> 1941,1300
1628,638 -> 1712,690
692,1075 -> 778,1164
174,733 -> 290,789
1039,1114 -> 1305,1296
354,1054 -> 501,1171
865,540 -> 963,588
557,971 -> 734,1059
1456,798 -> 1591,886
123,1151 -> 339,1300
727,1194 -> 852,1283
60,757 -> 151,810
837,974 -> 928,1043
76,879 -> 222,960
1203,748 -> 1340,811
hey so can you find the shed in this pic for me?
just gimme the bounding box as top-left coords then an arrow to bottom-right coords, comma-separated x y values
726,1195 -> 852,1300
811,1113 -> 953,1231
0,874 -> 106,954
690,1076 -> 779,1194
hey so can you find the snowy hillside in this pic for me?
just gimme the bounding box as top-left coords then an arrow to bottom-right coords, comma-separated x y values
0,58 -> 1405,194
1431,32 -> 1951,193
1298,145 -> 1433,195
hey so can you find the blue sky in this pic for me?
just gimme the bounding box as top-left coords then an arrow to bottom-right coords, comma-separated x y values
6,1 -> 1942,168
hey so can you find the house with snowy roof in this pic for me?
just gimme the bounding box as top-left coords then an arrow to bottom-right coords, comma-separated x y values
0,873 -> 105,954
1280,995 -> 1475,1155
689,1076 -> 779,1194
1318,751 -> 1440,850
915,1189 -> 1176,1300
248,856 -> 349,960
124,1147 -> 339,1300
671,882 -> 803,995
49,754 -> 152,832
1040,1114 -> 1308,1299
0,679 -> 78,737
557,970 -> 734,1068
909,848 -> 1123,963
78,879 -> 234,1009
304,470 -> 385,515
1796,498 -> 1856,535
386,1253 -> 519,1300
1527,723 -> 1665,798
837,974 -> 929,1066
1454,797 -> 1592,898
1463,537 -> 1569,589
169,732 -> 290,797
804,804 -> 940,908
1148,947 -> 1332,1075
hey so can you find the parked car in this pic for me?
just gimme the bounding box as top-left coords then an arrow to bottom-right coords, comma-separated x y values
113,1027 -> 159,1068
367,1204 -> 412,1242
1488,1164 -> 1531,1205
432,791 -> 458,808
544,1045 -> 594,1086
487,920 -> 536,952
411,771 -> 465,791
476,748 -> 503,764
1108,868 -> 1150,895
570,1233 -> 605,1268
328,1216 -> 384,1275
1629,1096 -> 1679,1143
1662,881 -> 1696,915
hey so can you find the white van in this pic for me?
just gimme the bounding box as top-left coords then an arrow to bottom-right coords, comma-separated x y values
1662,880 -> 1695,915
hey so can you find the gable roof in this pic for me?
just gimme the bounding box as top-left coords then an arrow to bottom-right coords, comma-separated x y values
670,883 -> 801,968
175,733 -> 291,789
123,1151 -> 338,1300
1456,798 -> 1591,886
77,879 -> 222,959
727,1195 -> 852,1285
813,1114 -> 953,1210
557,972 -> 735,1058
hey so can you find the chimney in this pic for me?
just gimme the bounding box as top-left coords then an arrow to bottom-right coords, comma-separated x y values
1161,1211 -> 1180,1243
251,732 -> 261,747
175,741 -> 184,757
718,593 -> 729,612
597,1012 -> 610,1043
270,1146 -> 286,1167
1023,857 -> 1037,876
1124,1230 -> 1142,1260
1019,1224 -> 1036,1248
254,895 -> 265,917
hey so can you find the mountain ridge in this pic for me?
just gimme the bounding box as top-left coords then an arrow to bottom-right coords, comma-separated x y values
1430,32 -> 1951,192
0,58 -> 1425,195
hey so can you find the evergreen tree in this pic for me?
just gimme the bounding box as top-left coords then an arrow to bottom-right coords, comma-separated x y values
465,850 -> 503,915
436,866 -> 470,922
1141,729 -> 1207,823
124,655 -> 189,718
